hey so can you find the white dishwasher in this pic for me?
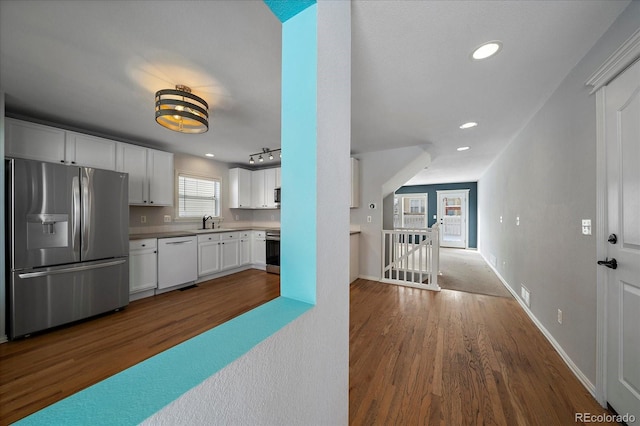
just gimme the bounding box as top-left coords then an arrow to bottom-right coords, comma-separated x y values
157,236 -> 198,290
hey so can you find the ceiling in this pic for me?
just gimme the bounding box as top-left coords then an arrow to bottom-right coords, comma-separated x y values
0,0 -> 631,185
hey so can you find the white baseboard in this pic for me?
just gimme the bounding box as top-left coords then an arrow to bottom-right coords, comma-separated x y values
479,252 -> 597,398
358,274 -> 381,282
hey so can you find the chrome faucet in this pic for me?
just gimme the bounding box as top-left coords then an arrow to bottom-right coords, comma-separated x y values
202,215 -> 213,229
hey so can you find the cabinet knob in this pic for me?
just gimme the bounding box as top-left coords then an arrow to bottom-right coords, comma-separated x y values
150,201 -> 154,204
71,161 -> 76,164
154,250 -> 157,254
60,160 -> 65,163
141,244 -> 146,247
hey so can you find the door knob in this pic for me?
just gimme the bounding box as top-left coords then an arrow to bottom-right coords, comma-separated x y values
608,234 -> 617,244
597,258 -> 617,269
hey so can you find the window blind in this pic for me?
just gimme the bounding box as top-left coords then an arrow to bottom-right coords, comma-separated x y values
178,175 -> 220,217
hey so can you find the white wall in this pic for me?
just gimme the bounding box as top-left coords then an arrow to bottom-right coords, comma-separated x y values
478,1 -> 640,389
351,146 -> 431,279
142,2 -> 350,424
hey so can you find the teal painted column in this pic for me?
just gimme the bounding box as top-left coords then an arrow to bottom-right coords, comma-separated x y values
280,5 -> 318,304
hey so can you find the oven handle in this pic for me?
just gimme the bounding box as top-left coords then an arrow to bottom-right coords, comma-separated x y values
266,236 -> 280,241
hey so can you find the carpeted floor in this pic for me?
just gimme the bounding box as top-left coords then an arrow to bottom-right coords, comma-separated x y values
437,248 -> 513,298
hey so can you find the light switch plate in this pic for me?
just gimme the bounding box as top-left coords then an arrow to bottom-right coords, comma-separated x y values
582,219 -> 592,235
163,215 -> 171,223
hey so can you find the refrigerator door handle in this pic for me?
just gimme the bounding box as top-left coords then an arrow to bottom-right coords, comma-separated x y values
72,175 -> 81,252
82,173 -> 91,253
18,259 -> 127,279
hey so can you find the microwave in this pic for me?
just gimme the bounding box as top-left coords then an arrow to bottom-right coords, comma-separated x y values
274,187 -> 281,208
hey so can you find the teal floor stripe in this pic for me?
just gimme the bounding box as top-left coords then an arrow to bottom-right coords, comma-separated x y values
16,297 -> 313,425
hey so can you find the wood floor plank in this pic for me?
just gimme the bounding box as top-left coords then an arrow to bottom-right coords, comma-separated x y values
349,279 -> 615,425
0,269 -> 279,425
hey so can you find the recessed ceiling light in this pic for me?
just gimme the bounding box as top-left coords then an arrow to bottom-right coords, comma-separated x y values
471,41 -> 502,60
459,122 -> 478,129
205,153 -> 215,157
457,146 -> 470,151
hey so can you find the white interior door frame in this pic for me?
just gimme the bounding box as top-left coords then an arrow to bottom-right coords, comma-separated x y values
588,28 -> 640,407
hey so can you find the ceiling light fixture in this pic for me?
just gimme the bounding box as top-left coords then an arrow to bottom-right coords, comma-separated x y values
249,147 -> 281,164
459,121 -> 478,129
471,41 -> 502,60
457,146 -> 470,151
155,85 -> 209,134
205,153 -> 215,158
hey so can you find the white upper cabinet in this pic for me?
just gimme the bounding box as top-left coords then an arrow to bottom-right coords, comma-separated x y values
117,143 -> 147,204
275,167 -> 281,188
5,118 -> 66,163
147,149 -> 174,206
65,132 -> 117,170
252,168 -> 278,209
6,118 -> 116,170
351,158 -> 360,208
116,144 -> 174,206
228,168 -> 252,208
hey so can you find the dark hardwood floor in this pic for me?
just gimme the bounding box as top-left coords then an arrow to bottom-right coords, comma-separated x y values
2,271 -> 613,425
349,279 -> 614,425
0,269 -> 280,425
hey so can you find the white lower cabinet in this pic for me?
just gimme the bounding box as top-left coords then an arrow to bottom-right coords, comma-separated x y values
252,231 -> 266,266
239,232 -> 252,266
129,239 -> 158,294
220,232 -> 240,270
198,233 -> 221,276
198,232 -> 243,277
157,236 -> 197,290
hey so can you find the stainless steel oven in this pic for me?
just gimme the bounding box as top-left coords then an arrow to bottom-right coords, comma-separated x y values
266,229 -> 280,274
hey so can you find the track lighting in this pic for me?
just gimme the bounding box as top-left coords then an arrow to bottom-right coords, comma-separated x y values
248,148 -> 281,164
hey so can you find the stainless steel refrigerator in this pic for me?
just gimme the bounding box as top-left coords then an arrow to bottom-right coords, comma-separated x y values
6,158 -> 129,339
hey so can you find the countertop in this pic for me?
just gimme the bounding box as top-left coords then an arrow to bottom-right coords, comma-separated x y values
129,227 -> 274,240
130,227 -> 359,240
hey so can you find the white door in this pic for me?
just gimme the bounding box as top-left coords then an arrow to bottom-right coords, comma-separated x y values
437,190 -> 468,248
603,58 -> 640,420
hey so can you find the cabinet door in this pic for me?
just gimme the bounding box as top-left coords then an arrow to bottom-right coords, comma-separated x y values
350,158 -> 360,208
198,241 -> 221,276
264,168 -> 277,208
275,167 -> 281,188
221,239 -> 240,270
130,248 -> 158,293
239,232 -> 252,265
147,149 -> 174,206
117,143 -> 148,204
229,168 -> 252,208
66,132 -> 117,170
5,118 -> 66,163
251,170 -> 266,208
252,231 -> 266,265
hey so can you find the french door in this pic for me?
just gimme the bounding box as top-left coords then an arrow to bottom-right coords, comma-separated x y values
437,190 -> 468,249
